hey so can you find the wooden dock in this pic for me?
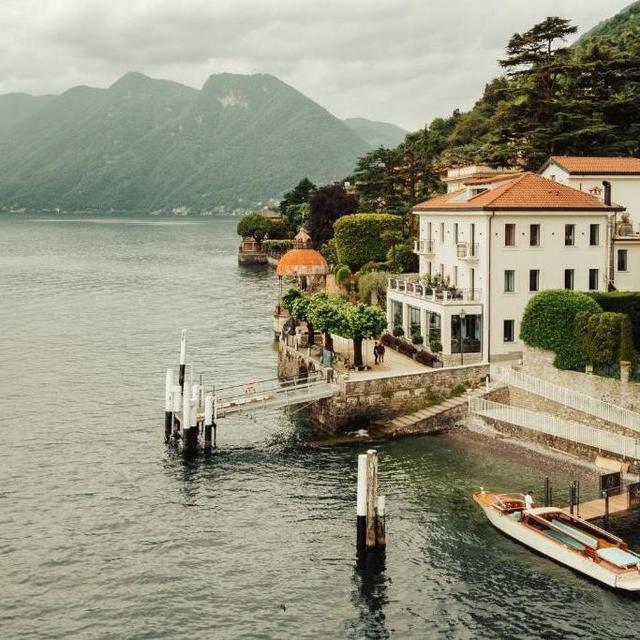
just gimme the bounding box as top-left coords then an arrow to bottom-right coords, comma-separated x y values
563,492 -> 632,520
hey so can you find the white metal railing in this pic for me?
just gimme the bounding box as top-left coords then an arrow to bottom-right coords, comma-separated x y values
456,242 -> 480,260
491,366 -> 640,434
388,277 -> 482,304
414,239 -> 435,255
469,397 -> 640,459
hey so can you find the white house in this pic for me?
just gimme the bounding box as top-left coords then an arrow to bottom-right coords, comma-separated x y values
386,172 -> 623,365
539,156 -> 640,291
442,164 -> 521,193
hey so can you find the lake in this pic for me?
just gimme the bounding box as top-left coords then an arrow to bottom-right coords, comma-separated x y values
2,213 -> 639,639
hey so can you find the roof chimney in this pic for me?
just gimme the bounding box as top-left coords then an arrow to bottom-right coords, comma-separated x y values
603,180 -> 611,206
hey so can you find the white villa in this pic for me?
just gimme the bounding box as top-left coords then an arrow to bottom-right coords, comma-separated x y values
539,156 -> 640,291
386,171 -> 624,365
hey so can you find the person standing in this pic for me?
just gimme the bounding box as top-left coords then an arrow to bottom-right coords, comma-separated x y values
373,342 -> 380,365
524,490 -> 535,510
378,342 -> 385,363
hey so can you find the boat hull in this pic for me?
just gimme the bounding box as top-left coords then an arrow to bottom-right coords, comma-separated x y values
477,498 -> 640,592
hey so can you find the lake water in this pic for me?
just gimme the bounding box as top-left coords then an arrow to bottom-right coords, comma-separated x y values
2,214 -> 639,639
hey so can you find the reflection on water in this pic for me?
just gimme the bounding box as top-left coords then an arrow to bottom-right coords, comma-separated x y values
2,213 -> 640,640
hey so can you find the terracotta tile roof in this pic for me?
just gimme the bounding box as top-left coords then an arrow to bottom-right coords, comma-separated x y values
546,156 -> 640,175
413,173 -> 624,212
463,173 -> 521,186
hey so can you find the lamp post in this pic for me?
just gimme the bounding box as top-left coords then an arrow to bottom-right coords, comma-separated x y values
459,308 -> 466,365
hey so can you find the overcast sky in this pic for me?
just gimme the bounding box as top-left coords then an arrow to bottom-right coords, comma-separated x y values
0,0 -> 632,130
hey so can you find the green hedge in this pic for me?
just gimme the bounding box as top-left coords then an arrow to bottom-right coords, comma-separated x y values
575,311 -> 626,366
520,290 -> 602,370
262,239 -> 293,257
588,291 -> 640,350
333,213 -> 403,270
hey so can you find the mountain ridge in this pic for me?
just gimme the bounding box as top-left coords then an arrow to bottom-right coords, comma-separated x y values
0,72 -> 386,213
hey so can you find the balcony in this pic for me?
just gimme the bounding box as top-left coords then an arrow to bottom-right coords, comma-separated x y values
414,239 -> 435,256
388,277 -> 482,305
456,242 -> 479,261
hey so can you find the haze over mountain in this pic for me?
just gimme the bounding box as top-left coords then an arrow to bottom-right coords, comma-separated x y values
0,72 -> 385,213
342,118 -> 407,149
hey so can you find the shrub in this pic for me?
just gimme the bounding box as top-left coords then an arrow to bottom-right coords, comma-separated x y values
266,218 -> 289,240
387,241 -> 418,273
262,239 -> 293,257
397,340 -> 417,357
335,264 -> 352,286
588,291 -> 640,351
430,339 -> 442,353
380,333 -> 397,348
411,333 -> 424,345
320,238 -> 338,267
416,350 -> 437,366
392,325 -> 404,337
576,310 -> 637,366
620,316 -> 635,363
520,290 -> 602,370
237,213 -> 269,241
333,213 -> 403,270
358,271 -> 388,306
449,383 -> 467,397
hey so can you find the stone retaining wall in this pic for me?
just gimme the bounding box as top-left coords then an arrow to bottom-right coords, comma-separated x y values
277,342 -> 488,433
522,346 -> 640,412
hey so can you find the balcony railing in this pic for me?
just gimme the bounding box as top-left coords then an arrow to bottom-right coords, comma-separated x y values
456,242 -> 480,260
414,239 -> 435,255
388,277 -> 482,305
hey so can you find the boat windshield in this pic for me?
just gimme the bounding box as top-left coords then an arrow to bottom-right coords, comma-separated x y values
493,493 -> 526,512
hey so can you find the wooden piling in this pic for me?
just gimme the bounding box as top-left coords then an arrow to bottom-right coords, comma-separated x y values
182,378 -> 197,454
375,495 -> 386,548
356,454 -> 367,550
544,476 -> 550,507
366,449 -> 378,550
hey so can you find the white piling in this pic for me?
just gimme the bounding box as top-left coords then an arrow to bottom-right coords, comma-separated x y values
164,368 -> 174,441
356,454 -> 368,550
179,329 -> 187,389
204,395 -> 214,454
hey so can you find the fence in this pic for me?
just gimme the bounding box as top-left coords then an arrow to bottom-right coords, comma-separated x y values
469,397 -> 640,460
491,365 -> 640,434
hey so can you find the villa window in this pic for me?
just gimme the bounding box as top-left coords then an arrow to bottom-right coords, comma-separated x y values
530,224 -> 540,247
504,269 -> 515,293
454,223 -> 459,244
589,224 -> 600,246
618,249 -> 628,272
589,269 -> 599,291
565,224 -> 575,246
409,306 -> 421,336
503,319 -> 515,343
564,269 -> 575,290
529,269 -> 539,292
392,301 -> 403,329
505,223 -> 516,247
440,222 -> 445,243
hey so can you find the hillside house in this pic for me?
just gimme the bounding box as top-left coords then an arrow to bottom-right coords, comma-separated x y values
386,173 -> 622,364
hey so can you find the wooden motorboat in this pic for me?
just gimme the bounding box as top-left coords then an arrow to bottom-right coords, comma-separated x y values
473,490 -> 640,591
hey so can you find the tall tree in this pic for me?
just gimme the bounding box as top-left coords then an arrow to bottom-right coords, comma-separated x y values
307,182 -> 358,250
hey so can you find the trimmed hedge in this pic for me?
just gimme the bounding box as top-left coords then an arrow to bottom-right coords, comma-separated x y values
520,290 -> 602,370
588,291 -> 640,350
575,311 -> 626,366
262,239 -> 293,257
333,213 -> 403,270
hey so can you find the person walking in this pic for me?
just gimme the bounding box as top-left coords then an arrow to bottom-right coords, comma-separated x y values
378,342 -> 385,363
373,342 -> 380,365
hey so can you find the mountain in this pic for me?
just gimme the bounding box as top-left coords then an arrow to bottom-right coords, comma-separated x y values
0,72 -> 372,212
0,93 -> 55,137
575,1 -> 640,48
342,117 -> 407,148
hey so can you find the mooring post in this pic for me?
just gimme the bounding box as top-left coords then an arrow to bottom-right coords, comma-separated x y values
182,378 -> 197,454
356,453 -> 367,551
213,396 -> 218,449
544,476 -> 550,507
204,395 -> 214,455
576,480 -> 580,517
603,490 -> 610,526
165,368 -> 174,442
569,483 -> 574,515
376,495 -> 386,548
365,449 -> 378,550
179,329 -> 187,390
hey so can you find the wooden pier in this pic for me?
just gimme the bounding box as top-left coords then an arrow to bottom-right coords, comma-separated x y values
563,492 -> 632,520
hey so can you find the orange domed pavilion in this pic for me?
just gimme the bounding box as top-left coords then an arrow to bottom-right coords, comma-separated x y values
276,249 -> 329,278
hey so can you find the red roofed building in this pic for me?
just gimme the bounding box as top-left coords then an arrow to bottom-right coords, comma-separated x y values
387,172 -> 625,364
